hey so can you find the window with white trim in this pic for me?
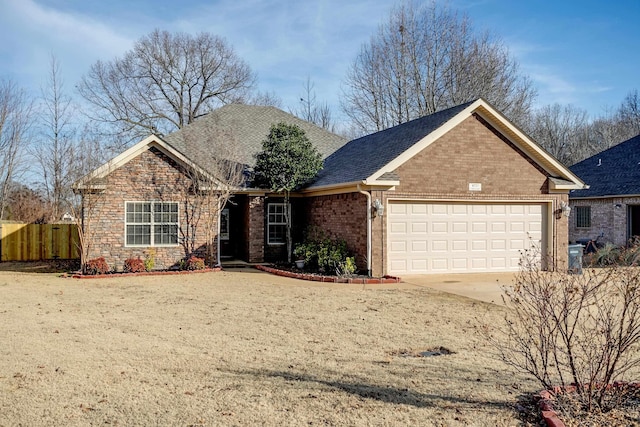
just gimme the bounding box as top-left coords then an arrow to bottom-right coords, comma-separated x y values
267,203 -> 287,245
575,206 -> 591,228
125,202 -> 179,246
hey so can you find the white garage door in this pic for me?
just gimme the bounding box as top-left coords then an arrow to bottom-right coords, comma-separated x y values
388,202 -> 545,274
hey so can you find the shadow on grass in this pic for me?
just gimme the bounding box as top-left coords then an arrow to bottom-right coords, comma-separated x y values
0,260 -> 79,273
227,367 -> 515,412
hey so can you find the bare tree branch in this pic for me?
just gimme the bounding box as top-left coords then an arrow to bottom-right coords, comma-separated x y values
77,29 -> 256,142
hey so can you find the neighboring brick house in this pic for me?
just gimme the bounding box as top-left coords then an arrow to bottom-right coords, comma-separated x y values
569,134 -> 640,247
76,99 -> 585,275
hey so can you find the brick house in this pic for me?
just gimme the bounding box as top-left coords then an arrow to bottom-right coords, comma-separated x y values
76,99 -> 585,275
569,134 -> 640,247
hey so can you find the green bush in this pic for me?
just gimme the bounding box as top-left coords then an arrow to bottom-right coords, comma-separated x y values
294,231 -> 354,275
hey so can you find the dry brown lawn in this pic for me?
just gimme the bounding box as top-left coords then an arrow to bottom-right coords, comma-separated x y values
0,268 -> 538,426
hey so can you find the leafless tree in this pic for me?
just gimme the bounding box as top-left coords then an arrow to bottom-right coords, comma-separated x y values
526,103 -> 591,165
34,55 -> 77,221
616,89 -> 640,138
291,77 -> 335,132
171,126 -> 245,266
4,182 -> 48,223
0,79 -> 33,220
485,245 -> 640,413
69,127 -> 112,272
77,29 -> 256,141
341,0 -> 536,133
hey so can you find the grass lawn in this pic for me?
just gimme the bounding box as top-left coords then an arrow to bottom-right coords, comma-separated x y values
0,268 -> 538,426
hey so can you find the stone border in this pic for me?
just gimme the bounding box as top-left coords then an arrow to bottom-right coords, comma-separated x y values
255,265 -> 401,284
537,382 -> 640,427
71,267 -> 222,279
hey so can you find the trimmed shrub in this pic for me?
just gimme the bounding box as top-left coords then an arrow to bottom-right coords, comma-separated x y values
123,257 -> 146,273
185,255 -> 205,270
84,257 -> 109,275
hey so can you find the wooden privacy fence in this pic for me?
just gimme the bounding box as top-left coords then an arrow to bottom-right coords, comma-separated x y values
0,223 -> 80,261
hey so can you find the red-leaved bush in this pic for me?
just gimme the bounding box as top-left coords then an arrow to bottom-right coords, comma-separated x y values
123,257 -> 146,273
84,257 -> 109,275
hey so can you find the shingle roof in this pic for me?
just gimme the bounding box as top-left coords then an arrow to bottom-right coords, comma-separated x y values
164,104 -> 347,172
570,134 -> 640,198
308,101 -> 475,188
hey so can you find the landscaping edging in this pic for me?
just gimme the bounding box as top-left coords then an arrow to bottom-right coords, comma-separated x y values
537,382 -> 640,427
255,265 -> 401,284
71,267 -> 222,279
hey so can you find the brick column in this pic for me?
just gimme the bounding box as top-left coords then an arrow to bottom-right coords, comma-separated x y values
247,196 -> 265,263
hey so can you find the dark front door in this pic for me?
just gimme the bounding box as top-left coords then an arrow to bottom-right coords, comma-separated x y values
219,196 -> 248,261
628,205 -> 640,242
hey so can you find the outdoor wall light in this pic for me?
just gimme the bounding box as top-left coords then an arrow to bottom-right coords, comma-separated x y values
373,199 -> 384,217
560,201 -> 571,218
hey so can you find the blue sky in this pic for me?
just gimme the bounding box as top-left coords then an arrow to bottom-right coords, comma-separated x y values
0,0 -> 638,128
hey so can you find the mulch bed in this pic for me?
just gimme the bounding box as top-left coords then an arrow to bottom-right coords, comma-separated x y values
255,264 -> 400,284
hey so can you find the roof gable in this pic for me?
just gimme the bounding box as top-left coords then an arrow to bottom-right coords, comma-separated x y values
77,105 -> 347,190
73,135 -> 209,190
308,98 -> 585,191
570,134 -> 640,198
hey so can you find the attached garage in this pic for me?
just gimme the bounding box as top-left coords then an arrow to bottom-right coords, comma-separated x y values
305,99 -> 587,277
387,201 -> 548,274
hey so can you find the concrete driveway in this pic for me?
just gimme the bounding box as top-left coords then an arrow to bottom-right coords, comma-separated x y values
401,272 -> 517,305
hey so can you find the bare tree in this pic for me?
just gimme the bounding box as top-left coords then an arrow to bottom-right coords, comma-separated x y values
4,182 -> 48,223
77,29 -> 256,141
526,103 -> 591,165
69,127 -> 112,272
341,0 -> 536,133
34,55 -> 77,221
170,126 -> 245,266
291,77 -> 335,131
0,79 -> 33,220
616,89 -> 640,137
486,245 -> 640,413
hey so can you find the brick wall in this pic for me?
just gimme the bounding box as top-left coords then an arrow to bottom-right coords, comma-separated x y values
302,193 -> 368,270
393,115 -> 548,195
83,147 -> 218,270
569,197 -> 640,246
246,195 -> 265,263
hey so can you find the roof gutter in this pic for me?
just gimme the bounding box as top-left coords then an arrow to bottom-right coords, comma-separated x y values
357,183 -> 372,276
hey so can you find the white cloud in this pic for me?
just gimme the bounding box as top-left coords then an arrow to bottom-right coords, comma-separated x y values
0,0 -> 135,89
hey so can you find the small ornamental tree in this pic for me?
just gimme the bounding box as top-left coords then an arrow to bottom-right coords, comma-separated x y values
254,122 -> 323,263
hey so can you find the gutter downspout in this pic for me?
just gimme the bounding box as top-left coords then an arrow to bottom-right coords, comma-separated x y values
216,198 -> 221,267
357,184 -> 372,276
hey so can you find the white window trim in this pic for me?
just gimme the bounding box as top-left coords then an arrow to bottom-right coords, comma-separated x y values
124,201 -> 180,247
267,202 -> 289,246
220,208 -> 230,241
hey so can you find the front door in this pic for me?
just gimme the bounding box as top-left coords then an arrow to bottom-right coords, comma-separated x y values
219,208 -> 231,259
628,205 -> 640,242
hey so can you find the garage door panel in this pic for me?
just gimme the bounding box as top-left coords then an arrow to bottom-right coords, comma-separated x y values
412,222 -> 427,233
390,241 -> 407,252
388,202 -> 545,274
431,240 -> 447,251
412,240 -> 428,252
431,222 -> 448,233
